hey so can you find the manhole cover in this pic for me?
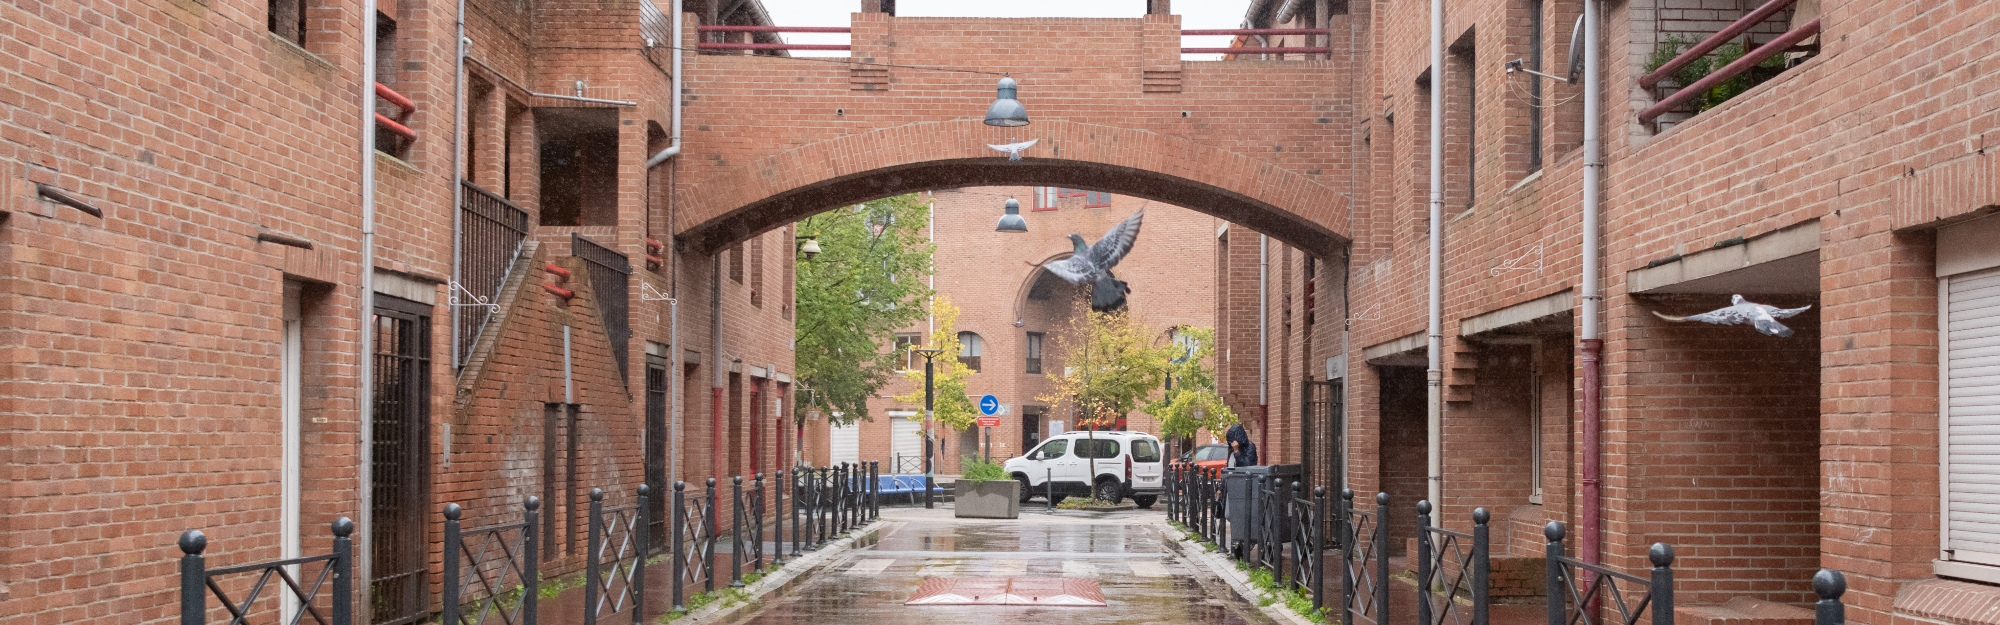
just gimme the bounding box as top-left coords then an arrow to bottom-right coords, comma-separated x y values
904,577 -> 1107,607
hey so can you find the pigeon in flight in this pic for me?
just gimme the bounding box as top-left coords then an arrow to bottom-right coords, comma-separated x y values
1041,211 -> 1144,311
1652,294 -> 1813,337
987,139 -> 1039,161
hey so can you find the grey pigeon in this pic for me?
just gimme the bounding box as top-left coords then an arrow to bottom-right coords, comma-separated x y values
987,139 -> 1039,161
1042,211 -> 1143,311
1652,294 -> 1813,337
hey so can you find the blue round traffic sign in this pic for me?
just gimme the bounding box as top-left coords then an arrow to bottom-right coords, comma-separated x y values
979,395 -> 1000,416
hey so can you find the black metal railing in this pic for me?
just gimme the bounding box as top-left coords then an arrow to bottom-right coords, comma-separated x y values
1545,522 -> 1673,625
673,479 -> 717,609
1290,487 -> 1328,608
179,518 -> 354,625
456,180 -> 530,369
1343,490 -> 1390,625
1417,501 -> 1490,625
571,233 -> 632,383
442,499 -> 539,625
585,487 -> 647,625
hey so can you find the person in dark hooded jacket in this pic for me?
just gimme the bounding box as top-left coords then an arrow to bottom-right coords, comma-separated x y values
1225,423 -> 1258,467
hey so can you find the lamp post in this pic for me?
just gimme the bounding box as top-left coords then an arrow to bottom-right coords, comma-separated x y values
794,235 -> 821,261
909,347 -> 945,509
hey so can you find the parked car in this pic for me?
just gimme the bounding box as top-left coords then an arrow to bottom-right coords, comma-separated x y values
1175,444 -> 1230,474
1004,431 -> 1165,508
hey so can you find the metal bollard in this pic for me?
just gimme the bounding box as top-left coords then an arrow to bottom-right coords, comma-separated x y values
772,471 -> 786,565
524,497 -> 542,624
1545,522 -> 1566,625
634,485 -> 649,625
731,476 -> 744,587
1649,543 -> 1675,625
672,482 -> 686,611
586,488 -> 604,625
1813,569 -> 1845,625
442,505 -> 463,625
705,479 -> 717,593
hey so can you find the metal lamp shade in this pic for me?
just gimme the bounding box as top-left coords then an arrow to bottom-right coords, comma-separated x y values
984,76 -> 1029,127
798,237 -> 822,259
996,197 -> 1028,233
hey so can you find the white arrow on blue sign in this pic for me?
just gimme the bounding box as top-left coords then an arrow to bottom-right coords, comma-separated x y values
979,394 -> 1001,416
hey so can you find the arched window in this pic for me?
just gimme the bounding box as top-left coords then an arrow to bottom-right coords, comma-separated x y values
957,331 -> 983,372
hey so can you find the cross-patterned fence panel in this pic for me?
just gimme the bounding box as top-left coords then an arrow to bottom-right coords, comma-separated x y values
585,487 -> 648,625
1290,487 -> 1328,609
1417,501 -> 1489,625
179,519 -> 354,625
1342,491 -> 1390,625
1545,522 -> 1674,625
673,480 -> 717,610
442,499 -> 539,625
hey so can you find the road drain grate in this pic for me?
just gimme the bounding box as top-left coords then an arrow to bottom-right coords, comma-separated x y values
903,577 -> 1106,607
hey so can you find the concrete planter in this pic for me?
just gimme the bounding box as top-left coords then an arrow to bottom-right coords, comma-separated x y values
953,480 -> 1020,519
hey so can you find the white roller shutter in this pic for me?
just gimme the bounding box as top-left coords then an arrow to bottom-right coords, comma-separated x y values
890,413 -> 921,473
1946,266 -> 2000,567
830,422 -> 860,466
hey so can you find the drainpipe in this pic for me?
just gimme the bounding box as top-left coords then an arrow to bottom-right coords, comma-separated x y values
670,296 -> 681,484
645,0 -> 685,168
750,377 -> 761,476
712,255 -> 724,482
1426,0 -> 1445,516
355,0 -> 380,608
1258,234 -> 1269,460
1579,0 -> 1605,572
449,0 -> 468,369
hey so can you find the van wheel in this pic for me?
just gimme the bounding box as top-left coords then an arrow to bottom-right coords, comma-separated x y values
1133,495 -> 1157,509
1094,478 -> 1123,504
1016,475 -> 1034,503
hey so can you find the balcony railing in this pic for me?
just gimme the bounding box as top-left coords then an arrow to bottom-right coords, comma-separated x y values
455,180 -> 530,369
374,82 -> 416,141
1638,0 -> 1819,124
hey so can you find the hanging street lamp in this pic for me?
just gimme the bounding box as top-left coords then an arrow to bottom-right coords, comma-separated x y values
984,75 -> 1029,127
996,197 -> 1028,233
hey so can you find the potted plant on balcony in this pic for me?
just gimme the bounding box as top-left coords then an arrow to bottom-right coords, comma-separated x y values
953,456 -> 1019,519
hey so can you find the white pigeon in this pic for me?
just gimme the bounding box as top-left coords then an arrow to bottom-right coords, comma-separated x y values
986,138 -> 1039,161
1041,211 -> 1143,311
1652,294 -> 1813,337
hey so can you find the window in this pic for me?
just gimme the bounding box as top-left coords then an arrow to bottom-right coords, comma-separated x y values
1058,188 -> 1086,198
1941,214 -> 2000,577
536,108 -> 620,226
372,12 -> 412,159
269,0 -> 306,46
1085,190 -> 1112,208
957,331 -> 982,372
1074,439 -> 1120,459
1034,187 -> 1059,211
1035,439 -> 1068,460
1130,439 -> 1161,463
1025,332 -> 1044,374
1525,0 -> 1545,173
1449,30 -> 1476,212
728,244 -> 744,282
894,333 -> 921,371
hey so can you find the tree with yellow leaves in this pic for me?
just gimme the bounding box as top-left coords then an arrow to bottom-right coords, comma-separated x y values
1039,309 -> 1174,430
894,296 -> 979,433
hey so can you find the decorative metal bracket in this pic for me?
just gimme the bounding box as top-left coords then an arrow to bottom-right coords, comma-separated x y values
449,281 -> 497,308
1489,244 -> 1544,276
1347,303 -> 1385,322
640,282 -> 676,303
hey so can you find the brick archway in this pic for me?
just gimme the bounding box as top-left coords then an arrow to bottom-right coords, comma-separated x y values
673,119 -> 1352,253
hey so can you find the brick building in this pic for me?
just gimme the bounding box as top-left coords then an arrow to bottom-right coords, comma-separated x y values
5,0 -> 2000,624
813,187 -> 1220,477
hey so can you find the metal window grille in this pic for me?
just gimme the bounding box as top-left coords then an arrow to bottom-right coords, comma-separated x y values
370,296 -> 432,625
646,356 -> 670,548
456,180 -> 531,369
573,234 -> 633,384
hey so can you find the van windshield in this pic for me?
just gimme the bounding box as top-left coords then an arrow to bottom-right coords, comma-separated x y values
1131,439 -> 1161,463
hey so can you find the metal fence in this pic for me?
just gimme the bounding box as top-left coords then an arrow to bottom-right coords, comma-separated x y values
1418,502 -> 1489,625
455,180 -> 530,369
1545,522 -> 1672,625
441,499 -> 539,625
586,487 -> 647,625
1342,490 -> 1390,625
179,519 -> 354,625
571,233 -> 632,383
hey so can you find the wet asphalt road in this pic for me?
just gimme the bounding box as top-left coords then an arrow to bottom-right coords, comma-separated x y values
713,506 -> 1281,625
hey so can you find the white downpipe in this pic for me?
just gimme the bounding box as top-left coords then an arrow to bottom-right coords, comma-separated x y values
355,0 -> 379,608
1425,0 -> 1445,516
1580,3 -> 1602,385
1257,235 -> 1269,407
669,297 -> 681,484
449,7 -> 467,369
646,0 -> 685,168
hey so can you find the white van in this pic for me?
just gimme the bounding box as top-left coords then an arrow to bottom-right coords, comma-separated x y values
1003,431 -> 1165,507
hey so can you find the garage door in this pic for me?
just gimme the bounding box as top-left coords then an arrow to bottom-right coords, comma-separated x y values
830,421 -> 860,466
890,412 -> 921,473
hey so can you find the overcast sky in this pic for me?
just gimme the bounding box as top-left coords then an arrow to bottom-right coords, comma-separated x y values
756,0 -> 1253,59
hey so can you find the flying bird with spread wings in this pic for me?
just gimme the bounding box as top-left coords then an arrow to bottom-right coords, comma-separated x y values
987,139 -> 1039,161
1041,210 -> 1144,312
1652,294 -> 1813,337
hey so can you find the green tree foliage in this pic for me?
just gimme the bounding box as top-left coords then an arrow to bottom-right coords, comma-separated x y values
1144,326 -> 1238,440
794,195 -> 933,425
1039,309 -> 1175,429
894,296 -> 978,432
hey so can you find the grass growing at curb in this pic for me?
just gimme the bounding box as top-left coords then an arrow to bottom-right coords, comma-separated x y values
1168,521 -> 1329,623
659,562 -> 785,622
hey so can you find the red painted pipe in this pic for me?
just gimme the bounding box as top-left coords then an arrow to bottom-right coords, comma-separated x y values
1181,28 -> 1326,36
1639,19 -> 1819,122
1639,0 -> 1800,89
542,284 -> 575,299
645,238 -> 664,253
646,254 -> 665,268
697,43 -> 852,51
374,82 -> 416,118
543,263 -> 571,278
374,113 -> 416,140
698,25 -> 852,33
1184,47 -> 1330,55
1580,338 -> 1603,576
712,387 -> 724,484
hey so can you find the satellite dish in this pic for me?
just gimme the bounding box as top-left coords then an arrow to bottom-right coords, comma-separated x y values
1565,14 -> 1586,84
